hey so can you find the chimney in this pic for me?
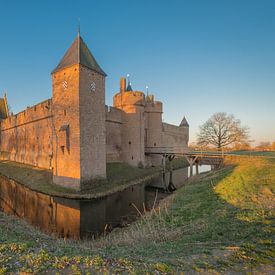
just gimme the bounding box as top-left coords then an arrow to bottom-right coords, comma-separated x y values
120,77 -> 126,93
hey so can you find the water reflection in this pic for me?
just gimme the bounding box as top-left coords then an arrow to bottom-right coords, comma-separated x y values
188,164 -> 211,177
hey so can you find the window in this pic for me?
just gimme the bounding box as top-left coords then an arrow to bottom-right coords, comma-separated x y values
91,81 -> 96,92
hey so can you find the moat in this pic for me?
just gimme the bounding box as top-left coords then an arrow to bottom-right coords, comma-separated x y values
0,160 -> 213,239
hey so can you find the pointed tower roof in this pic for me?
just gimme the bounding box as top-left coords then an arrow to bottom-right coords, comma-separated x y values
52,34 -> 106,76
126,82 -> 133,91
180,116 -> 189,127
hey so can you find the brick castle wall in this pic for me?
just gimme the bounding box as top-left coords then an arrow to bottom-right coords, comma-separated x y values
0,82 -> 189,187
0,99 -> 53,169
162,122 -> 189,153
105,106 -> 123,162
113,91 -> 145,166
79,66 -> 106,182
0,96 -> 189,173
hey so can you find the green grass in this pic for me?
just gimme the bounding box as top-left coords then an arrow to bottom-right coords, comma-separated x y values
230,150 -> 275,157
0,159 -> 188,198
0,157 -> 274,273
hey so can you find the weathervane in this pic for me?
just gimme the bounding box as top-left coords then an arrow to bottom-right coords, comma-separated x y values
78,17 -> 81,35
146,85 -> 149,97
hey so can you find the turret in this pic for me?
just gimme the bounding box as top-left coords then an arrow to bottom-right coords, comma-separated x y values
144,92 -> 163,165
113,77 -> 145,166
179,116 -> 189,147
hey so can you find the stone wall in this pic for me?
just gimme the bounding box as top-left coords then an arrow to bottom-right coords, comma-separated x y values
105,106 -> 123,162
79,66 -> 106,182
0,99 -> 53,169
113,91 -> 146,166
162,122 -> 189,153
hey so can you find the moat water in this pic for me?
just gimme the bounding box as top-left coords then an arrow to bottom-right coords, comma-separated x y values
0,165 -> 213,239
188,164 -> 212,177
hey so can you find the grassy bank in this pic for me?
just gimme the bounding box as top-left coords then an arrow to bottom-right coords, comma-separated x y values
0,156 -> 274,273
0,161 -> 161,198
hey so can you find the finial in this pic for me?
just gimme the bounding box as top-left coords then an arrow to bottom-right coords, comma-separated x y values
77,17 -> 81,36
146,85 -> 149,97
126,74 -> 133,91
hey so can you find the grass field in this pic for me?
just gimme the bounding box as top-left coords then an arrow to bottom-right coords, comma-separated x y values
0,156 -> 274,273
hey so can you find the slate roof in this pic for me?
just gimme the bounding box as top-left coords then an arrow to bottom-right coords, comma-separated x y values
180,116 -> 189,127
52,34 -> 106,76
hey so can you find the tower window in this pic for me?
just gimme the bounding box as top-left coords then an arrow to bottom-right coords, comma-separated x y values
129,141 -> 131,145
91,82 -> 96,92
62,81 -> 68,90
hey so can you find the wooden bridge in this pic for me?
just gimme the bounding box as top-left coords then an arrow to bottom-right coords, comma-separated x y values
145,147 -> 224,177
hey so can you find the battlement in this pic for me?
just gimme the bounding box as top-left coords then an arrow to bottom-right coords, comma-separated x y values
105,105 -> 123,124
145,100 -> 163,113
1,99 -> 52,130
162,122 -> 186,134
113,91 -> 145,108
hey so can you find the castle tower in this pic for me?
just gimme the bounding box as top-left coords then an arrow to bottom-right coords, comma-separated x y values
144,94 -> 163,165
113,77 -> 145,166
51,33 -> 106,190
179,116 -> 189,150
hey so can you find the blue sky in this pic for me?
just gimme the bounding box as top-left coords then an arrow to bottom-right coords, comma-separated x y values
0,0 -> 274,144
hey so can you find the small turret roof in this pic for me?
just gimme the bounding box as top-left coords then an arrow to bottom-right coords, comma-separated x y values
52,34 -> 106,76
126,82 -> 133,91
180,116 -> 189,127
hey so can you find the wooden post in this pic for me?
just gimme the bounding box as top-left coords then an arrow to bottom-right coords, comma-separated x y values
196,161 -> 199,175
162,154 -> 167,189
184,155 -> 199,178
190,162 -> 193,177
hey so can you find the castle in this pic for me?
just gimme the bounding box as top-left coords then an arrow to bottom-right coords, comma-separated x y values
0,33 -> 189,190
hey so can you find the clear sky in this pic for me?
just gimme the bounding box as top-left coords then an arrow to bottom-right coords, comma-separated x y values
0,0 -> 274,144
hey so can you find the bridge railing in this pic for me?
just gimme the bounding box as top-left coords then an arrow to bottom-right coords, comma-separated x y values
145,146 -> 189,155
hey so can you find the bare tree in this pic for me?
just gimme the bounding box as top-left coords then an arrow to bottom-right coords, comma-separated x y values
197,112 -> 249,150
256,142 -> 271,151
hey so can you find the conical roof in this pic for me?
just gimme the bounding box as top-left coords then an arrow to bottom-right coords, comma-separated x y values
180,116 -> 189,127
126,82 -> 133,91
52,34 -> 106,76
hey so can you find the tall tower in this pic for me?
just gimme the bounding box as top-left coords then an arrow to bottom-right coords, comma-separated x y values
113,77 -> 145,166
144,94 -> 163,165
51,33 -> 106,190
